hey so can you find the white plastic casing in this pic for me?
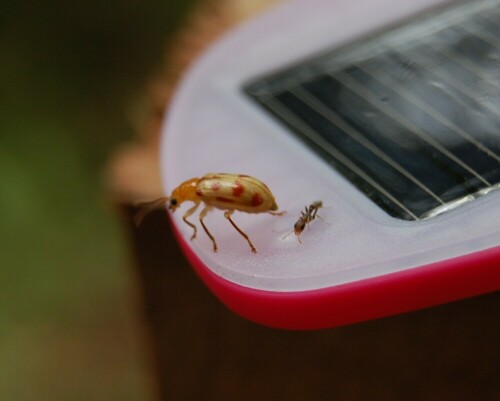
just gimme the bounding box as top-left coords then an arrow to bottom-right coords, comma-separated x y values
161,0 -> 500,292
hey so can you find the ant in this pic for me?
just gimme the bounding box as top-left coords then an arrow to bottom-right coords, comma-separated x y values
284,201 -> 324,243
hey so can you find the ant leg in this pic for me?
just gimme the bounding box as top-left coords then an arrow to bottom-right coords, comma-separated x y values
296,233 -> 302,244
199,205 -> 217,252
182,202 -> 200,240
311,207 -> 319,220
224,210 -> 257,253
314,210 -> 329,225
303,208 -> 313,231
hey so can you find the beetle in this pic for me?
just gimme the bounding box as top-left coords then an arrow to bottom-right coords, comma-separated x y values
138,173 -> 285,253
284,200 -> 324,243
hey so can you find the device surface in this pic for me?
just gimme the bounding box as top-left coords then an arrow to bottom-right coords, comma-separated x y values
161,0 -> 500,328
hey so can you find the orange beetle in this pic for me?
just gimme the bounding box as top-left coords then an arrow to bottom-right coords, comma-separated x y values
141,173 -> 285,253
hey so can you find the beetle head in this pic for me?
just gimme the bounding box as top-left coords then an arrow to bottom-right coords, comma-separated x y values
168,177 -> 200,212
168,197 -> 179,211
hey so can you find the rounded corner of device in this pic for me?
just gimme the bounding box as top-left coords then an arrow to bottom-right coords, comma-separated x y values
171,217 -> 500,330
160,0 -> 500,330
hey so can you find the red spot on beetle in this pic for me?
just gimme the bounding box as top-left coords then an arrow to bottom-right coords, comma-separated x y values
216,196 -> 235,203
211,182 -> 221,191
232,181 -> 244,197
196,189 -> 203,197
251,192 -> 264,207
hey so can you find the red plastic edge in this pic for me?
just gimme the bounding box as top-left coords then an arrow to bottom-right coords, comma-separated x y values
172,223 -> 500,330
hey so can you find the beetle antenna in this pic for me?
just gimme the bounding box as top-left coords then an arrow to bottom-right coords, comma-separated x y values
133,196 -> 169,226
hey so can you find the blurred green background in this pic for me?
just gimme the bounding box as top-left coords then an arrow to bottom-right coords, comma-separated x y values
0,1 -> 195,399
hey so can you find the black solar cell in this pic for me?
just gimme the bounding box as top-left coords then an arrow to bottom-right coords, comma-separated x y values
245,0 -> 500,220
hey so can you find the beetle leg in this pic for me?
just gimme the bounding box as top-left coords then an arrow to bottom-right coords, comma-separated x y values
183,202 -> 201,240
199,205 -> 217,252
268,210 -> 286,216
224,210 -> 257,253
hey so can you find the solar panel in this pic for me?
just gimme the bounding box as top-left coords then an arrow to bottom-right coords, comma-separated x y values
245,0 -> 500,220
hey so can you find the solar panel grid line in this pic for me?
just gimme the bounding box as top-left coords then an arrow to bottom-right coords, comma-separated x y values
261,95 -> 421,220
359,0 -> 496,56
458,21 -> 500,53
353,61 -> 500,164
395,47 -> 500,122
288,84 -> 447,205
331,70 -> 492,186
244,0 -> 500,220
477,7 -> 500,28
426,42 -> 500,94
